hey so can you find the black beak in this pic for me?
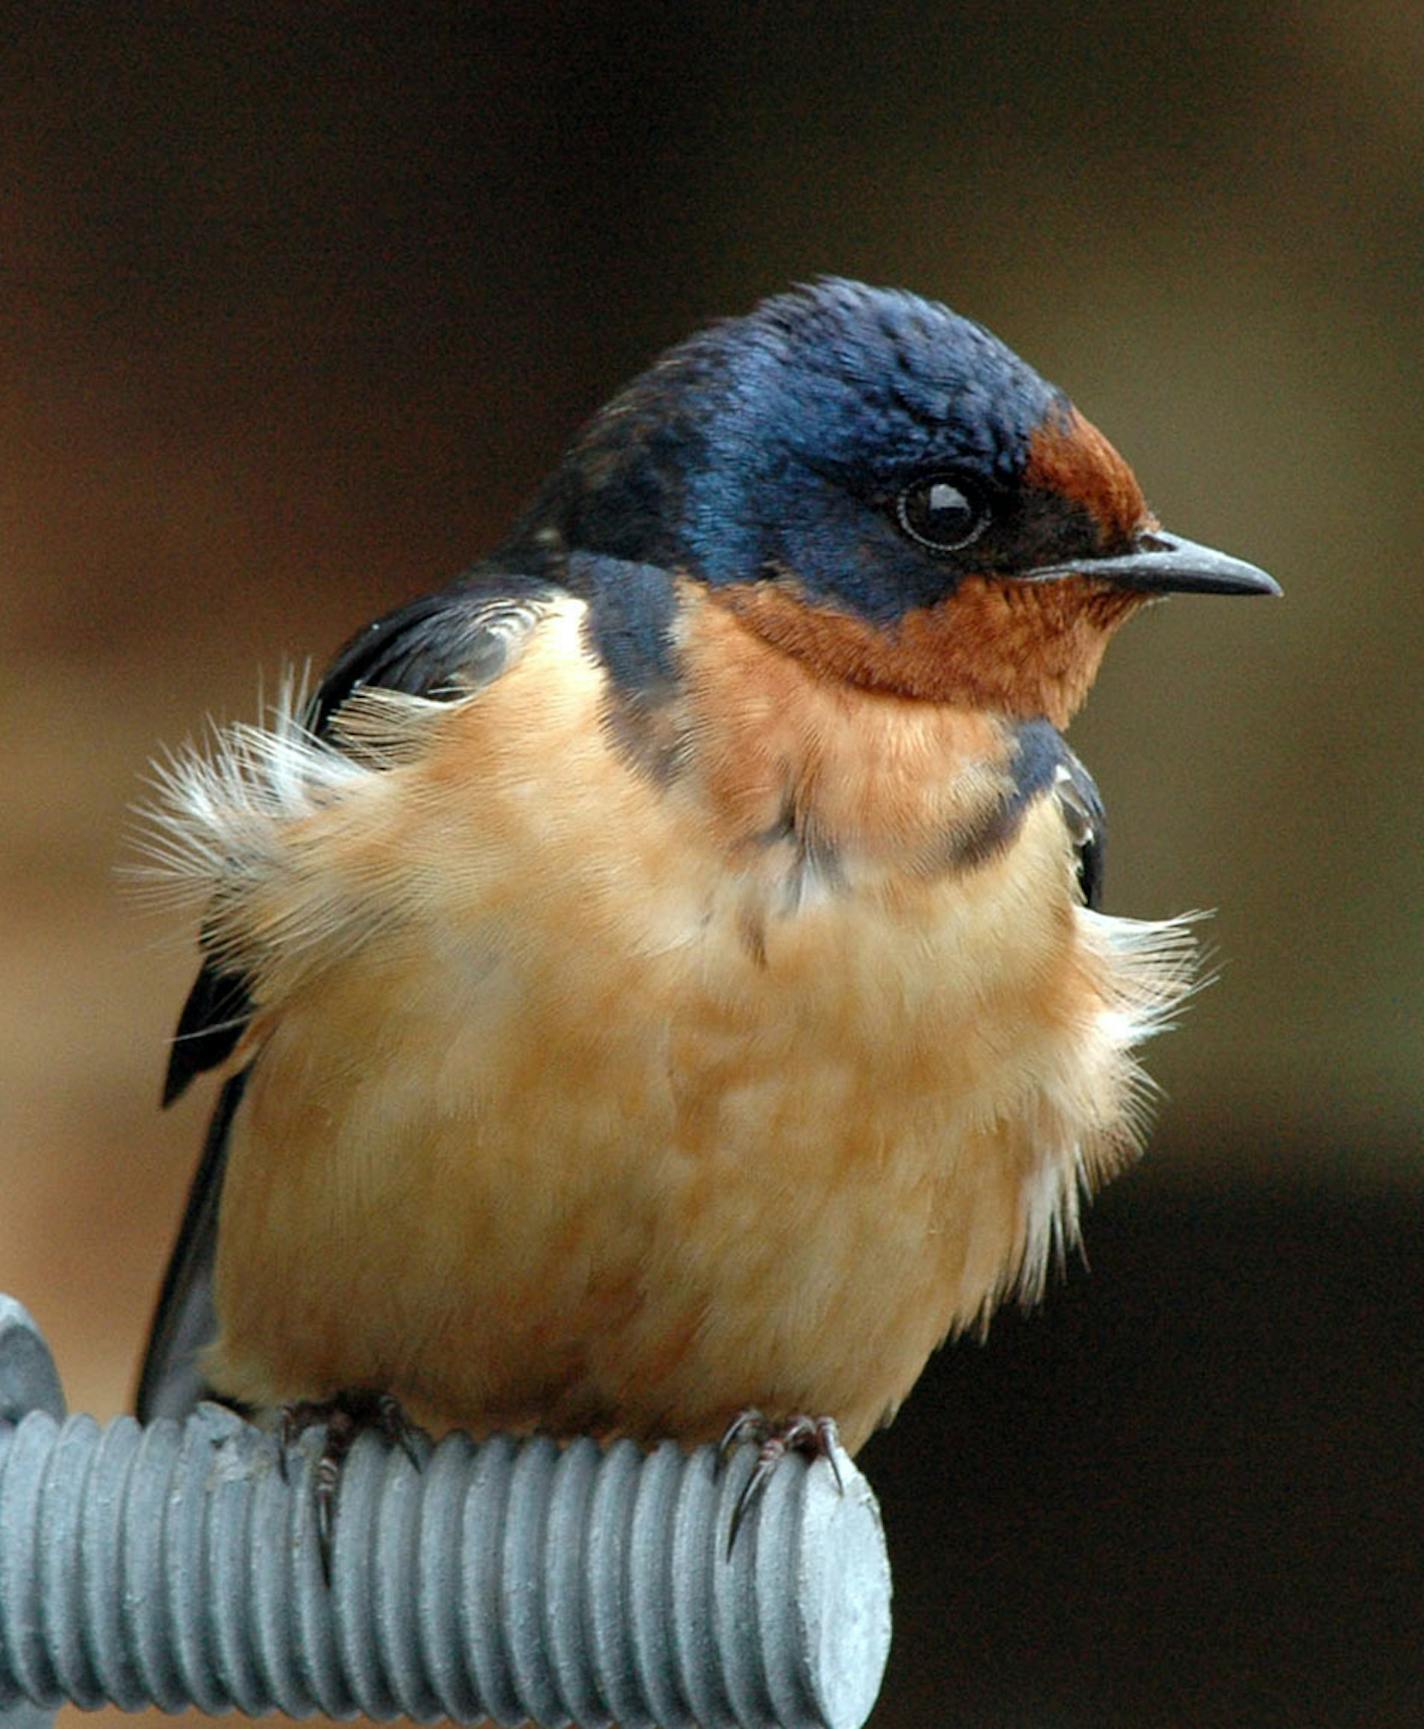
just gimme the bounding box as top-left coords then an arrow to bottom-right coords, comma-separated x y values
1023,529 -> 1282,597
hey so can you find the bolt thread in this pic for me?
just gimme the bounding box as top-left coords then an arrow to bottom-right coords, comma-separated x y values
0,1403 -> 889,1728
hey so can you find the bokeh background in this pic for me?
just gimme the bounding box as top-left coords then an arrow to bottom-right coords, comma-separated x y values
3,6 -> 1421,1726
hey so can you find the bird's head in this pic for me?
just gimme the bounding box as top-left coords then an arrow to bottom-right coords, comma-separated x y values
514,279 -> 1278,727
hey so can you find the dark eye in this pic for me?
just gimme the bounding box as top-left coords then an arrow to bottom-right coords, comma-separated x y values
895,474 -> 988,552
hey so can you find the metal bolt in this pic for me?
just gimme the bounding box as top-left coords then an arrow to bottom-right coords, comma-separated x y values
0,1297 -> 891,1726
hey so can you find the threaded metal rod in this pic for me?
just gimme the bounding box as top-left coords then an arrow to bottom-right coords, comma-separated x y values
0,1299 -> 891,1727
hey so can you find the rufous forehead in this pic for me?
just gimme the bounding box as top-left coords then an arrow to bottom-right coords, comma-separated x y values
1024,406 -> 1151,546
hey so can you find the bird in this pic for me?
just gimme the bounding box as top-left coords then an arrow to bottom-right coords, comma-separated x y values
136,279 -> 1278,1518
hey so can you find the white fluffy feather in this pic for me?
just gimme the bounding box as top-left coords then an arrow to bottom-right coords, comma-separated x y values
130,670 -> 463,987
1013,907 -> 1205,1303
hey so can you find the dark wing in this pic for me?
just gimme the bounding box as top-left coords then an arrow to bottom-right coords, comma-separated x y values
136,1070 -> 248,1420
1050,746 -> 1106,912
138,569 -> 558,1420
161,957 -> 254,1107
992,720 -> 1106,912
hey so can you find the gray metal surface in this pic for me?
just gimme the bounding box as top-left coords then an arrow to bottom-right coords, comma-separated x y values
0,1298 -> 891,1727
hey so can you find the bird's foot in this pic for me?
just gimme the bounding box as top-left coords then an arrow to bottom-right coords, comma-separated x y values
277,1389 -> 425,1581
719,1408 -> 844,1556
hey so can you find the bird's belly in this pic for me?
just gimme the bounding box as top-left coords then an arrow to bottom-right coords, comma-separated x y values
210,828 -> 1118,1454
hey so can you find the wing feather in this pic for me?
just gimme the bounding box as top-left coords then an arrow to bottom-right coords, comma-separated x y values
137,570 -> 556,1420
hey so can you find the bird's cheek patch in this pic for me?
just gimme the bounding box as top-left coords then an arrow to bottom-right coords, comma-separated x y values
1025,407 -> 1151,548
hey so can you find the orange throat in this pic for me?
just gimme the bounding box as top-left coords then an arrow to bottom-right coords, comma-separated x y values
712,574 -> 1148,728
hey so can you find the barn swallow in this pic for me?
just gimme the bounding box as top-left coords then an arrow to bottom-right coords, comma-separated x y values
136,280 -> 1277,1525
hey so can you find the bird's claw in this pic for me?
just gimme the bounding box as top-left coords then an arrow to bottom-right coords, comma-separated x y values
720,1409 -> 843,1558
276,1389 -> 426,1583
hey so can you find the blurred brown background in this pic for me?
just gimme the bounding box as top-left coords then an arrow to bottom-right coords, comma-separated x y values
2,5 -> 1420,1727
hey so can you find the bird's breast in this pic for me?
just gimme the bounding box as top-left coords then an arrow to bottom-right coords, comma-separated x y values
206,597 -> 1185,1449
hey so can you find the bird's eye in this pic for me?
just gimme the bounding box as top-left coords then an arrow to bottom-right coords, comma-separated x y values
894,475 -> 988,552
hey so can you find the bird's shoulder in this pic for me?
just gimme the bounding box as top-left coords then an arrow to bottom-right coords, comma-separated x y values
162,563 -> 566,1104
1010,719 -> 1107,913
